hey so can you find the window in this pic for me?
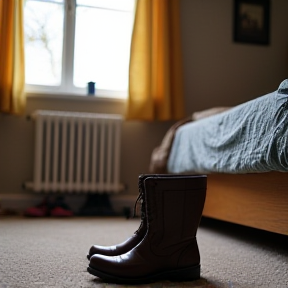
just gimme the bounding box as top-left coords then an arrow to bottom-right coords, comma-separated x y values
24,0 -> 135,98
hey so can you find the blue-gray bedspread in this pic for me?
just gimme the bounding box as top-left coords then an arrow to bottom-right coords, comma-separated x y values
167,79 -> 288,174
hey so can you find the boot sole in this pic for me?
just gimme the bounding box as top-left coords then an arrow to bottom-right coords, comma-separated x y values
87,264 -> 200,284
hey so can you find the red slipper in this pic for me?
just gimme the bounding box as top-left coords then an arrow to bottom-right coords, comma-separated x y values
50,206 -> 73,217
24,197 -> 50,217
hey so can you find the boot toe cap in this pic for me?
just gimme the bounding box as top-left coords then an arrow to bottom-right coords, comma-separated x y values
88,245 -> 117,259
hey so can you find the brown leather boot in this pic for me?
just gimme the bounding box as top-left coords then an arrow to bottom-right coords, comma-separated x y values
87,174 -> 193,259
88,175 -> 207,284
87,174 -> 148,259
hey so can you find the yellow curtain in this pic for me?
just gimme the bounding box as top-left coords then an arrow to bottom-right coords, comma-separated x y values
0,0 -> 26,114
127,0 -> 184,121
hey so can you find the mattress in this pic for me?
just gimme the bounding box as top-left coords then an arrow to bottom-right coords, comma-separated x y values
167,79 -> 288,174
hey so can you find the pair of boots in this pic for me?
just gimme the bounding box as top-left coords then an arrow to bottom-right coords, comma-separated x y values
87,174 -> 207,284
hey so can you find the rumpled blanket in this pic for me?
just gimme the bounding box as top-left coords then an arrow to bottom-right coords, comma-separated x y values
151,79 -> 288,174
149,107 -> 230,173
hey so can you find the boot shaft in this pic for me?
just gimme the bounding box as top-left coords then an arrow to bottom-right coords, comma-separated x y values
136,174 -> 198,219
143,175 -> 207,257
133,174 -> 186,232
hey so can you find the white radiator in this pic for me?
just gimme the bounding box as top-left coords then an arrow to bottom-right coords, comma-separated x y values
25,110 -> 123,193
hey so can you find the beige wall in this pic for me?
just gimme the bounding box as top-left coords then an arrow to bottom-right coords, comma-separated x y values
1,0 -> 288,196
180,0 -> 288,113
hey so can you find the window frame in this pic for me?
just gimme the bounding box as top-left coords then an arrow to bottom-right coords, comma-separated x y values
25,0 -> 133,99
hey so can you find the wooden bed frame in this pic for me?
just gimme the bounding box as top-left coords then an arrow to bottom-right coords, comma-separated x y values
203,172 -> 288,236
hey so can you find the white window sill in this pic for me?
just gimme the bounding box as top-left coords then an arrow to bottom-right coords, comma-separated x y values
27,91 -> 127,103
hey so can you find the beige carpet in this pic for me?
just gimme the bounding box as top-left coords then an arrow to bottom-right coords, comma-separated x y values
0,216 -> 287,288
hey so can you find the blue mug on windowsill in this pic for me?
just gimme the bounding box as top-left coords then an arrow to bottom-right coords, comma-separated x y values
88,82 -> 96,95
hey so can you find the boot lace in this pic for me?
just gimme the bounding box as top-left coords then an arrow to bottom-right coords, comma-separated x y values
132,180 -> 145,219
133,178 -> 146,234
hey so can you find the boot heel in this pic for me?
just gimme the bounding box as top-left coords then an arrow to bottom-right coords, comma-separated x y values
168,265 -> 201,282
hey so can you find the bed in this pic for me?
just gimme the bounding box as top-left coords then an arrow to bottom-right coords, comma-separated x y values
149,79 -> 288,236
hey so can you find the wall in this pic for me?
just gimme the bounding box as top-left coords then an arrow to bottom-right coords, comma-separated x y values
0,0 -> 288,209
180,0 -> 288,113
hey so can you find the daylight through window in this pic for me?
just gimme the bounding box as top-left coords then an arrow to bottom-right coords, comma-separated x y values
24,0 -> 135,98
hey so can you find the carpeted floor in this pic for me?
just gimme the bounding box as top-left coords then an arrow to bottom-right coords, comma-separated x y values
0,216 -> 287,288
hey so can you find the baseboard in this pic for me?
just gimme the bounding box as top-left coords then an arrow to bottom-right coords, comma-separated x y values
0,193 -> 136,216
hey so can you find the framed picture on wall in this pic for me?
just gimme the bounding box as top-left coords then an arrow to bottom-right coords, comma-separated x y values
233,0 -> 270,45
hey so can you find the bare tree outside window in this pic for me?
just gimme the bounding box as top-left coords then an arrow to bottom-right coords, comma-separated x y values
24,0 -> 64,86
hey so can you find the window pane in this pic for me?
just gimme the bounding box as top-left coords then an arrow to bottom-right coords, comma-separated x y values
24,0 -> 64,86
77,0 -> 135,12
73,2 -> 134,91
